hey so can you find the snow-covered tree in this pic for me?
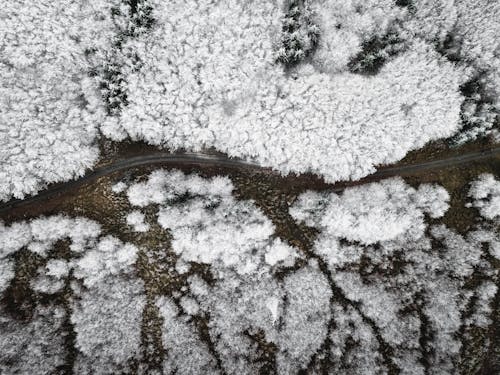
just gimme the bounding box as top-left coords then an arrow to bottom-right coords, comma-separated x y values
156,296 -> 219,374
1,171 -> 499,373
0,215 -> 145,374
125,169 -> 332,374
468,174 -> 500,221
454,0 -> 500,101
276,0 -> 320,67
71,278 -> 145,374
1,0 -> 497,202
399,0 -> 500,143
126,210 -> 150,232
0,305 -> 66,374
399,0 -> 457,48
0,0 -> 128,201
310,0 -> 406,74
101,0 -> 466,184
290,177 -> 449,245
126,169 -> 298,276
290,178 -> 498,373
0,220 -> 31,292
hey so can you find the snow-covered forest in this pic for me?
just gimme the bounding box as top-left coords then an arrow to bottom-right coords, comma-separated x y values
1,0 -> 499,374
1,171 -> 498,373
1,0 -> 499,201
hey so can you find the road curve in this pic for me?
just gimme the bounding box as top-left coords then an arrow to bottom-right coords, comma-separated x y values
0,147 -> 499,214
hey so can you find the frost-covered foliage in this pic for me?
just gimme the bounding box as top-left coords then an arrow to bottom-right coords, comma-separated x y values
276,0 -> 320,67
158,196 -> 289,275
126,210 -> 150,232
1,0 -> 497,204
31,259 -> 70,294
119,170 -> 498,373
468,173 -> 500,221
183,262 -> 331,375
127,169 -> 233,207
399,0 -> 457,47
397,0 -> 499,88
309,0 -> 499,143
276,263 -> 332,374
452,75 -> 499,145
156,296 -> 219,374
101,0 -> 283,145
72,277 -> 145,374
291,178 -> 498,374
310,0 -> 499,141
2,171 -> 499,372
452,0 -> 500,143
453,0 -> 500,101
72,235 -> 138,287
0,305 -> 66,374
398,0 -> 500,143
101,0 -> 466,184
0,221 -> 28,292
127,169 -> 299,275
290,178 -> 449,245
0,215 -> 145,374
187,272 -> 284,374
2,215 -> 102,256
310,0 -> 406,74
0,258 -> 15,294
466,280 -> 498,328
111,181 -> 128,194
124,170 -> 332,374
0,1 -> 128,201
0,216 -> 100,293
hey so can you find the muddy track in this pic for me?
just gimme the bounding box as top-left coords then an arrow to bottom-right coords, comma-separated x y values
0,147 -> 499,215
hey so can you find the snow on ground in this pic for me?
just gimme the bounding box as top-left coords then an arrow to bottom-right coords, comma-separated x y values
0,0 -> 127,201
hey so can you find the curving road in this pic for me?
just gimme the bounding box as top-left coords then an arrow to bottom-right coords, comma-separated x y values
0,147 -> 499,214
